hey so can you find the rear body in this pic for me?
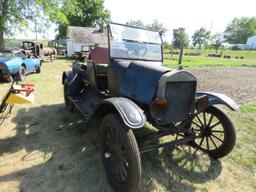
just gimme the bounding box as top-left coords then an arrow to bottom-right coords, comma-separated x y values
0,50 -> 41,81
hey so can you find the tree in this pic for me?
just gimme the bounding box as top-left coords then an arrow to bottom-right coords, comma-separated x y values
172,27 -> 189,49
224,17 -> 256,44
126,20 -> 145,28
192,27 -> 210,49
126,19 -> 167,33
0,0 -> 60,50
57,0 -> 110,38
146,19 -> 167,32
163,41 -> 171,50
24,3 -> 51,40
211,33 -> 224,53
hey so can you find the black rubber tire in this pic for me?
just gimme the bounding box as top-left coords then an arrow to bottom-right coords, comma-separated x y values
100,113 -> 141,192
36,62 -> 41,73
18,66 -> 26,81
36,65 -> 41,73
189,106 -> 236,159
63,79 -> 74,112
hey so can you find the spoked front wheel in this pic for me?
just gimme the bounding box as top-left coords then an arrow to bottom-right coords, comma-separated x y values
100,113 -> 141,192
189,106 -> 236,159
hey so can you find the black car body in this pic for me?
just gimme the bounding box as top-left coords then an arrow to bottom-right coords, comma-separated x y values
62,22 -> 238,192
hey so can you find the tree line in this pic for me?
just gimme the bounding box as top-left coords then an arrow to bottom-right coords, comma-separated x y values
127,18 -> 256,52
0,0 -> 256,51
0,0 -> 110,51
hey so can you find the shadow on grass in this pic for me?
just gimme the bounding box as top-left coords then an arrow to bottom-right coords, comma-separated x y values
0,104 -> 112,192
136,128 -> 222,192
0,104 -> 222,192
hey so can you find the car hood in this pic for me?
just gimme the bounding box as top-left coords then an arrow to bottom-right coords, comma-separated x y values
0,57 -> 12,63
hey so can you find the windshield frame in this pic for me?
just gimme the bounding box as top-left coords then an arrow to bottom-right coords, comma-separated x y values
108,22 -> 164,62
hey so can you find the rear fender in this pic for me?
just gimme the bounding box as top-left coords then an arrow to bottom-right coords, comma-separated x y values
62,71 -> 76,84
96,97 -> 146,129
62,71 -> 82,95
197,92 -> 239,111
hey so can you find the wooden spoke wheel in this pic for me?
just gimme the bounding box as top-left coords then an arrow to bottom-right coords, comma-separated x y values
100,113 -> 141,192
189,106 -> 236,159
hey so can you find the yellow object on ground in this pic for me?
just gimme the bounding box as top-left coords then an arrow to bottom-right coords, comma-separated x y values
5,85 -> 35,105
6,93 -> 34,105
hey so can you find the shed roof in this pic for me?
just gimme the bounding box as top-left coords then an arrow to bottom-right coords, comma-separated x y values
248,35 -> 256,40
67,26 -> 108,46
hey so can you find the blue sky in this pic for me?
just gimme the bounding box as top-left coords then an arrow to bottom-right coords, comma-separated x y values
14,0 -> 256,41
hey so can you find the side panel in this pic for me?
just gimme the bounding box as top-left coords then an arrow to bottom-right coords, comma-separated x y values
108,59 -> 131,96
5,58 -> 22,74
23,58 -> 39,73
197,92 -> 239,111
98,97 -> 146,129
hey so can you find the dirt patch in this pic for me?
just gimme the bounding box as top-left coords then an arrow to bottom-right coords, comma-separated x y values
188,67 -> 256,104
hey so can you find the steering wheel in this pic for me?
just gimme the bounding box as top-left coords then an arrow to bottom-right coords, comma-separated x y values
123,39 -> 148,58
127,44 -> 148,58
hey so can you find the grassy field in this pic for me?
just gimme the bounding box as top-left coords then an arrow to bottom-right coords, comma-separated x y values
0,59 -> 256,192
163,49 -> 256,68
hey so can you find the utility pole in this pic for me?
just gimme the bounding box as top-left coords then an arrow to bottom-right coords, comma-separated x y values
35,22 -> 38,40
178,40 -> 184,70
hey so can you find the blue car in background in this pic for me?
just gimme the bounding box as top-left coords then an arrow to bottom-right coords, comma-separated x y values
0,50 -> 41,82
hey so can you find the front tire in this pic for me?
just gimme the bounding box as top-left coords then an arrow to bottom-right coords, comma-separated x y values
189,106 -> 236,159
100,113 -> 141,192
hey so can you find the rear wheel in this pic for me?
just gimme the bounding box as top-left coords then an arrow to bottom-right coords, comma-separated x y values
18,66 -> 26,81
63,79 -> 74,112
100,113 -> 141,192
189,106 -> 236,159
36,63 -> 41,73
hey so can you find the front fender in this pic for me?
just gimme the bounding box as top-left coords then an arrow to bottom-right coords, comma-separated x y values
5,58 -> 22,74
97,97 -> 146,129
197,92 -> 239,111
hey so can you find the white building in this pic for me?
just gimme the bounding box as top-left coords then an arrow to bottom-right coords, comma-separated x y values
246,35 -> 256,50
66,26 -> 108,57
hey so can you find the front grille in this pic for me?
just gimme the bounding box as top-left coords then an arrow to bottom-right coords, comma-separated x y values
160,81 -> 196,124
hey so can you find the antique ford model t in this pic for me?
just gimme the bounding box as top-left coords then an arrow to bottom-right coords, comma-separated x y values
62,23 -> 238,192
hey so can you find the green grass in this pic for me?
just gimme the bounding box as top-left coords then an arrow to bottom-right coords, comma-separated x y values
240,100 -> 256,112
163,49 -> 256,68
225,100 -> 256,176
1,58 -> 256,191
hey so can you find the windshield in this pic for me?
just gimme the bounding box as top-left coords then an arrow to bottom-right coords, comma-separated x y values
0,52 -> 13,57
109,23 -> 163,61
15,51 -> 26,58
